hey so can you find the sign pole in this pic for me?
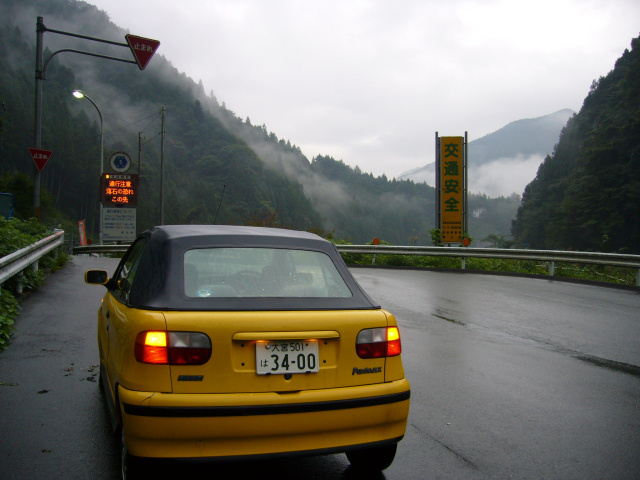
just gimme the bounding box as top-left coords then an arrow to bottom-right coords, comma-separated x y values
464,131 -> 468,238
435,131 -> 440,239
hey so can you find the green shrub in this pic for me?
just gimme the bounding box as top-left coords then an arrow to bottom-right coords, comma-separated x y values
0,288 -> 18,350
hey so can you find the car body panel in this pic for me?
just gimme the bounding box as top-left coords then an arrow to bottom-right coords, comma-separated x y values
119,378 -> 410,458
100,296 -> 172,393
163,309 -> 395,394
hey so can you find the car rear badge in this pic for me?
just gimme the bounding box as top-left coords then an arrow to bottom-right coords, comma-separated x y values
352,367 -> 382,375
178,375 -> 204,382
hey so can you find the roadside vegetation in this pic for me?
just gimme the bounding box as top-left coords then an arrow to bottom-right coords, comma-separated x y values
0,218 -> 70,350
337,239 -> 639,287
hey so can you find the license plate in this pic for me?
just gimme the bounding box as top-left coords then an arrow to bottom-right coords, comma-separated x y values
256,340 -> 319,375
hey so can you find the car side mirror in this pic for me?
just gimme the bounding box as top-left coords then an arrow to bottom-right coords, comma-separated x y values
85,270 -> 109,286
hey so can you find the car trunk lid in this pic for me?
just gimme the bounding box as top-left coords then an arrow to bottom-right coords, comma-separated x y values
163,309 -> 389,394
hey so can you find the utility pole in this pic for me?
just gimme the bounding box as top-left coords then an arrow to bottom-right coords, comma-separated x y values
138,131 -> 143,175
138,130 -> 143,235
160,106 -> 165,225
33,17 -> 44,220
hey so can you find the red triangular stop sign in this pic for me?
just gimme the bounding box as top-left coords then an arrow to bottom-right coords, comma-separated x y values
28,148 -> 53,172
125,34 -> 160,70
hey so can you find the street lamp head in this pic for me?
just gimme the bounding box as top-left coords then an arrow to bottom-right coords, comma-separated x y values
71,90 -> 101,123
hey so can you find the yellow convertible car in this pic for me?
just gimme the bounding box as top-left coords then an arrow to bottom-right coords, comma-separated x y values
85,225 -> 410,479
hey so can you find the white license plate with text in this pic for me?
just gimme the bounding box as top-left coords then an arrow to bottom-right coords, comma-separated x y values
256,340 -> 319,375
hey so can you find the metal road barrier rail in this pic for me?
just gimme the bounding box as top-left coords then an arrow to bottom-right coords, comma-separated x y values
73,243 -> 640,287
338,245 -> 640,286
0,229 -> 65,294
71,244 -> 130,255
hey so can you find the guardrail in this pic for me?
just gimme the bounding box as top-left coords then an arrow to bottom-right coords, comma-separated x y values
0,229 -> 65,294
71,244 -> 130,255
73,243 -> 640,287
338,245 -> 640,286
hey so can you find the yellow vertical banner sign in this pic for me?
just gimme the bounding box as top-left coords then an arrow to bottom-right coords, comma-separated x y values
439,136 -> 464,243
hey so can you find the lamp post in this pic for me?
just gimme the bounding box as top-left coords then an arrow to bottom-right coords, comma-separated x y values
73,90 -> 104,245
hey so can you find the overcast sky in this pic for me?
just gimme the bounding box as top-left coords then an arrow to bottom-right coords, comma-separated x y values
89,0 -> 639,180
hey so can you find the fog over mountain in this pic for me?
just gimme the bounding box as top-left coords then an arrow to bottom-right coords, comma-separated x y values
398,109 -> 574,197
1,0 -> 575,245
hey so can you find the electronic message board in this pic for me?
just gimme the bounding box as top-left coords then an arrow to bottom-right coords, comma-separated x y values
100,174 -> 139,206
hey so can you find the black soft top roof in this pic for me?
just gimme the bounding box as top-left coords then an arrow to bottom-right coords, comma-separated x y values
119,225 -> 380,311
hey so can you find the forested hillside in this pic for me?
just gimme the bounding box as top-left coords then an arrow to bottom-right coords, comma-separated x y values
512,34 -> 640,253
0,0 -> 321,235
1,0 -> 521,245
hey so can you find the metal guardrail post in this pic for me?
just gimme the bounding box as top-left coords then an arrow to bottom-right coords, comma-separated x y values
15,272 -> 24,295
549,261 -> 555,277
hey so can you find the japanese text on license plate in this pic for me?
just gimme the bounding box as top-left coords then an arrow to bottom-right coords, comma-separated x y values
256,340 -> 319,375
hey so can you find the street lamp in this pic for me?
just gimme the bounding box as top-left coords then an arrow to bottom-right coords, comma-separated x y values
73,90 -> 104,245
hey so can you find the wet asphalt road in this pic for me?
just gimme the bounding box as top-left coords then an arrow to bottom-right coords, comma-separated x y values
0,256 -> 639,479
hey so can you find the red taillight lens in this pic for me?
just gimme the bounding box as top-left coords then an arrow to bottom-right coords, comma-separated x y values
135,331 -> 211,365
356,327 -> 402,359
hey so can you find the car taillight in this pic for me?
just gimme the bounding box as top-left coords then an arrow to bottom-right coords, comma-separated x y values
356,327 -> 402,359
135,331 -> 211,365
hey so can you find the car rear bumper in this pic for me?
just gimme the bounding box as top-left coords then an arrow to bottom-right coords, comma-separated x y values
119,378 -> 410,459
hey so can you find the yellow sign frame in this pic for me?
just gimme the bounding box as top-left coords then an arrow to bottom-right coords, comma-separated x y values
436,134 -> 467,244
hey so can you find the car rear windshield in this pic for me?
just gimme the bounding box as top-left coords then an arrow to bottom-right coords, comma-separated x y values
184,247 -> 353,298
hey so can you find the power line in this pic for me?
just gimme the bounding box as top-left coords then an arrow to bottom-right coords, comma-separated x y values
141,131 -> 161,146
104,110 -> 160,136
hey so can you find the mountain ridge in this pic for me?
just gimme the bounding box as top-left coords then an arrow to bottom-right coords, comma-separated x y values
397,109 -> 574,196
